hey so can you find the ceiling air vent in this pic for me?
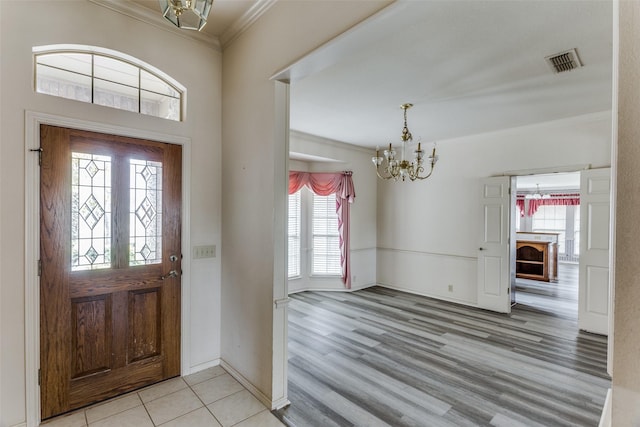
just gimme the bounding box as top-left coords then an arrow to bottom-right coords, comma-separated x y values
545,48 -> 582,73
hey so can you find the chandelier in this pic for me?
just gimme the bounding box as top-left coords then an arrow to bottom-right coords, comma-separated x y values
525,184 -> 551,199
372,103 -> 438,181
159,0 -> 213,31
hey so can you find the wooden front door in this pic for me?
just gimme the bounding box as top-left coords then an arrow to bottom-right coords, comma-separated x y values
40,125 -> 182,419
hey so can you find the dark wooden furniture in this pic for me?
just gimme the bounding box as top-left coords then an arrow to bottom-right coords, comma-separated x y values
516,240 -> 557,282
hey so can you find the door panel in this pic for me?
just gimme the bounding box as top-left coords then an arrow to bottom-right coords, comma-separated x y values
477,176 -> 515,313
71,295 -> 112,379
129,288 -> 162,363
578,168 -> 610,335
40,125 -> 182,419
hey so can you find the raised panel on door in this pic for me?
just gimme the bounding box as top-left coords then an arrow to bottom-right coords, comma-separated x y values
129,288 -> 162,363
71,295 -> 112,379
484,205 -> 503,244
586,266 -> 609,315
587,203 -> 610,251
482,256 -> 502,296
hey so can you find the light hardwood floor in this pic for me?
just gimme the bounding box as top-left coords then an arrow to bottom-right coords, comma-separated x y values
275,264 -> 609,427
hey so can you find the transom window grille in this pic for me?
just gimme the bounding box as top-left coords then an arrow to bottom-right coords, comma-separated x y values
71,152 -> 112,271
130,159 -> 163,266
312,193 -> 341,276
34,46 -> 183,121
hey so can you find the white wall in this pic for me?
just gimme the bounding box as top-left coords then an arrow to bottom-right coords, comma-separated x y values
288,132 -> 377,293
220,0 -> 391,407
377,112 -> 611,306
0,2 -> 222,425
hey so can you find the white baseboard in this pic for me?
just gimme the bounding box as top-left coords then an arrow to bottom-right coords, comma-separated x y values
185,358 -> 221,376
288,282 -> 376,295
219,359 -> 278,410
375,282 -> 478,308
11,423 -> 27,427
598,388 -> 612,427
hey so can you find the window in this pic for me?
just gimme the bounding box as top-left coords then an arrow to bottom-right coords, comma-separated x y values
532,205 -> 567,254
34,45 -> 183,121
288,189 -> 342,279
288,191 -> 301,278
312,193 -> 341,276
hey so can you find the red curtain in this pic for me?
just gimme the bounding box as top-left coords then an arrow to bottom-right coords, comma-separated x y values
517,194 -> 580,216
516,198 -> 525,217
289,171 -> 356,288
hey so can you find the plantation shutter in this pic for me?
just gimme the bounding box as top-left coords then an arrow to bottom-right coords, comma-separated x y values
288,191 -> 301,277
312,193 -> 341,275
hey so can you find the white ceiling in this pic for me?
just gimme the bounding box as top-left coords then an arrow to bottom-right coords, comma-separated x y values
516,172 -> 581,191
287,0 -> 613,149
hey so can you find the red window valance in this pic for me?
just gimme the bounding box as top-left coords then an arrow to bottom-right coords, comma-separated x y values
516,193 -> 580,217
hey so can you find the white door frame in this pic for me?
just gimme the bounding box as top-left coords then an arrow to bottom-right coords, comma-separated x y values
510,167 -> 613,335
24,111 -> 192,427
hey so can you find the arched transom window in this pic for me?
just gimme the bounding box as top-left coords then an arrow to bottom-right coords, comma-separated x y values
33,45 -> 184,121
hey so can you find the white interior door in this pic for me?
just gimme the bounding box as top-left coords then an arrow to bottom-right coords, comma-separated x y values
578,168 -> 611,335
477,176 -> 515,313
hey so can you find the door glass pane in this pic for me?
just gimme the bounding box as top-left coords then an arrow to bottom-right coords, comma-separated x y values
71,152 -> 112,271
130,159 -> 163,266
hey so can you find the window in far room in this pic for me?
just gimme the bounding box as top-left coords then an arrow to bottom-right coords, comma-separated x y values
288,190 -> 301,278
287,189 -> 341,279
311,193 -> 341,276
532,205 -> 567,254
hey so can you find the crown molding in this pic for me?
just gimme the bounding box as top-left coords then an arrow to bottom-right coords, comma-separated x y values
88,0 -> 222,51
219,0 -> 277,49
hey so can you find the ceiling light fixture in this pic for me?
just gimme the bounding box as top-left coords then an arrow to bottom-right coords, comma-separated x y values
525,184 -> 551,199
159,0 -> 213,31
372,103 -> 438,181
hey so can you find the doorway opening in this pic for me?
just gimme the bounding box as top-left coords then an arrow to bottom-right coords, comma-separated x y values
513,172 -> 581,319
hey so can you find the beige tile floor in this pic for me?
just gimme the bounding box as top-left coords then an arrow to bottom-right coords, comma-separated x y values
41,366 -> 286,427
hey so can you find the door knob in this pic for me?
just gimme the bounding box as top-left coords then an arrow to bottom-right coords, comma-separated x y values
161,270 -> 178,280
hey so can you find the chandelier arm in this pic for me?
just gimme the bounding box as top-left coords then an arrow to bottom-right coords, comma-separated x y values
415,161 -> 436,180
375,164 -> 394,180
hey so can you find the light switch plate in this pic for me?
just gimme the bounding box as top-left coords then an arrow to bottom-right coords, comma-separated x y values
193,245 -> 216,259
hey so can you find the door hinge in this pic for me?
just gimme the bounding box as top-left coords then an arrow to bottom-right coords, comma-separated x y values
38,368 -> 41,385
37,259 -> 42,277
29,147 -> 43,166
507,287 -> 511,294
